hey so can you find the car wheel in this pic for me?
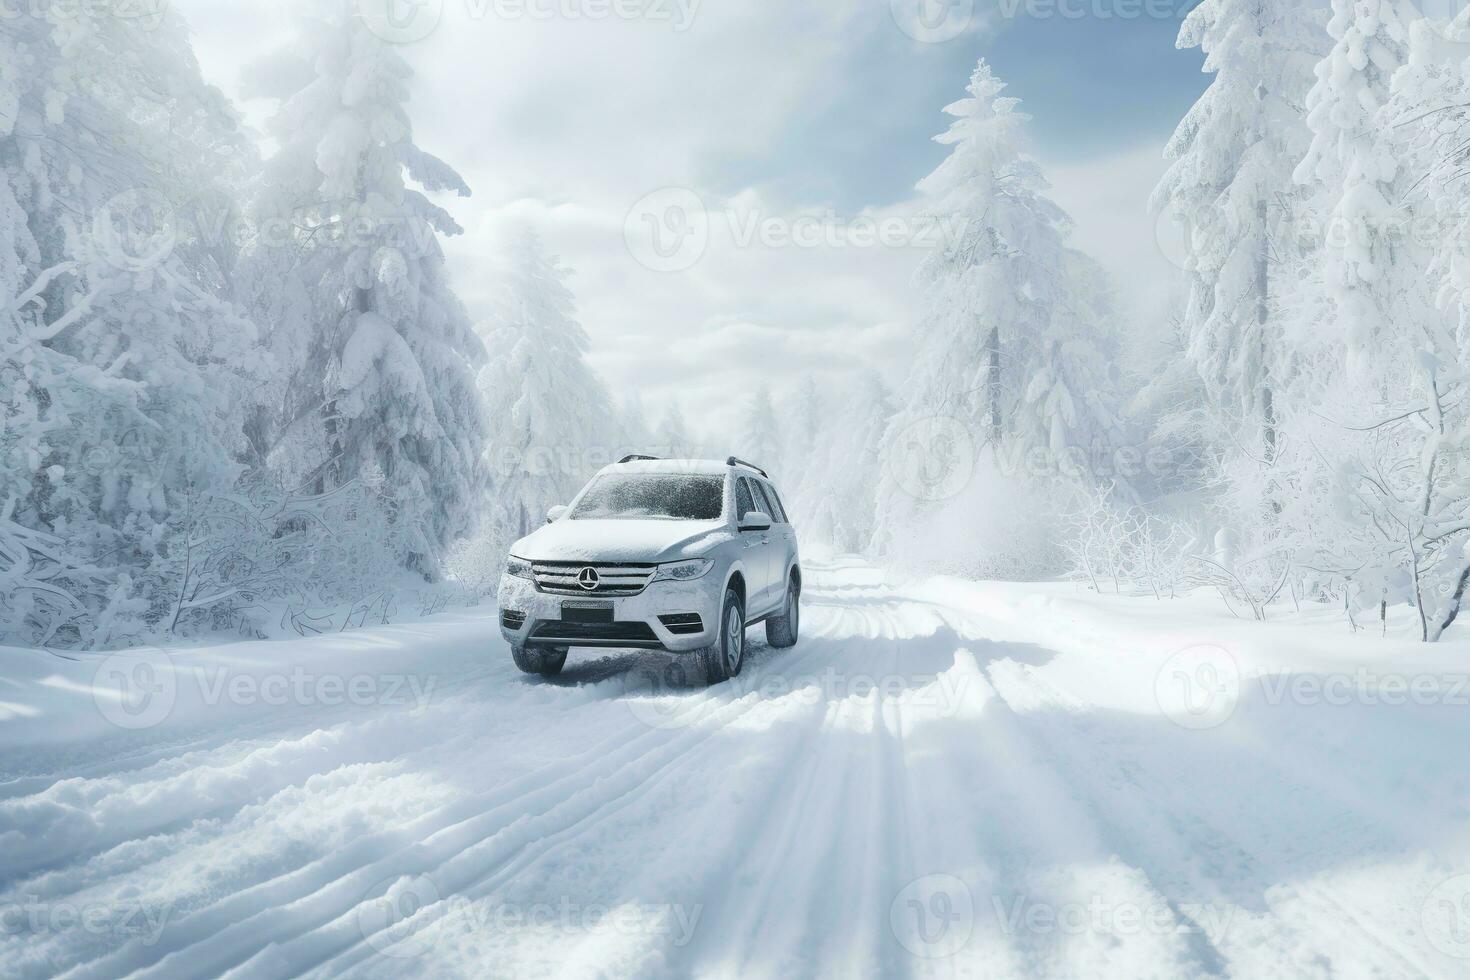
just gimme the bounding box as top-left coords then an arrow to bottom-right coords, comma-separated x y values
512,644 -> 569,677
699,588 -> 745,685
765,578 -> 800,649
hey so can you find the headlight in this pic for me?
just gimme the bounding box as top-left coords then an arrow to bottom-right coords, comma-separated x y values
653,558 -> 714,583
505,556 -> 534,580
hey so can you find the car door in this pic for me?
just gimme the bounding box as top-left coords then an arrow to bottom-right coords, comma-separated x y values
756,480 -> 796,595
735,477 -> 777,613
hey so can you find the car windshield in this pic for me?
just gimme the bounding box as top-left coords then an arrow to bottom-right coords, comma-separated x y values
570,474 -> 725,521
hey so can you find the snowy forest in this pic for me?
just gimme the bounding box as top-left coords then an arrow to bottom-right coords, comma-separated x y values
6,0 -> 1470,648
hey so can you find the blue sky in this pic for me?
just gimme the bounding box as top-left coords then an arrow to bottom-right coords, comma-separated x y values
710,2 -> 1208,211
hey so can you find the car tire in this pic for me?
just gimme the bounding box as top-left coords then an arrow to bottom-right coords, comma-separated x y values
512,644 -> 569,677
699,588 -> 746,685
766,578 -> 800,649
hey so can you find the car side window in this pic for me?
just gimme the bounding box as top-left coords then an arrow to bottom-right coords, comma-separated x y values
741,478 -> 773,518
760,483 -> 789,524
754,482 -> 785,524
735,478 -> 756,519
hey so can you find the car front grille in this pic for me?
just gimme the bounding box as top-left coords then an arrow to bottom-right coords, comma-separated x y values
531,561 -> 657,596
529,621 -> 660,644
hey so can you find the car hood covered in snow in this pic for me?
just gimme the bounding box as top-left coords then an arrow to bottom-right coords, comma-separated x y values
511,519 -> 733,564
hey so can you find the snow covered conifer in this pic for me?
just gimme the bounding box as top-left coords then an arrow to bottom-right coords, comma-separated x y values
874,60 -> 1124,573
1295,0 -> 1426,378
1153,0 -> 1327,456
478,232 -> 617,538
242,0 -> 488,573
789,372 -> 893,552
618,392 -> 653,452
781,375 -> 823,478
907,62 -> 1065,437
656,401 -> 696,458
1,3 -> 267,645
739,385 -> 783,476
1264,1 -> 1470,641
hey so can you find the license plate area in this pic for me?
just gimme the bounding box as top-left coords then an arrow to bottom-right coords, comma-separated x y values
561,601 -> 614,624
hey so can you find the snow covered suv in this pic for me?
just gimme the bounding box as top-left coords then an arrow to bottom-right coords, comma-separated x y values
498,457 -> 801,684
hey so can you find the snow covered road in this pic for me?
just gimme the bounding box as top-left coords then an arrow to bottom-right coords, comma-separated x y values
3,559 -> 1470,979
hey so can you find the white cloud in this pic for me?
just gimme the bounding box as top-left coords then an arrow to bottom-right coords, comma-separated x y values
452,185 -> 926,437
173,0 -> 1180,445
1043,139 -> 1183,335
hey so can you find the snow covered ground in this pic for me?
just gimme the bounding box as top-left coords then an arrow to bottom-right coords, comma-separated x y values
2,559 -> 1469,979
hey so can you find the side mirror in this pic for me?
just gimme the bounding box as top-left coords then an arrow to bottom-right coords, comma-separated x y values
739,512 -> 772,532
546,505 -> 569,524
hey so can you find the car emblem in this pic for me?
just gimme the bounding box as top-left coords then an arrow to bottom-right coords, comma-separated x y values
578,567 -> 600,591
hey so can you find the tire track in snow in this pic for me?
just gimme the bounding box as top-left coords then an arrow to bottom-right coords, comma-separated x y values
102,637 -> 845,979
986,657 -> 1441,979
287,598 -> 939,978
694,642 -> 901,976
860,637 -> 1218,980
0,663 -> 505,800
7,560 -> 1461,980
283,637 -> 850,979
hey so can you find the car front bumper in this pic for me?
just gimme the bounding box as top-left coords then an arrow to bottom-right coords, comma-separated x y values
497,574 -> 721,653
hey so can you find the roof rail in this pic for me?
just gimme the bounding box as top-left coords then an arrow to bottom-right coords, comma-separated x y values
617,454 -> 663,464
726,456 -> 769,478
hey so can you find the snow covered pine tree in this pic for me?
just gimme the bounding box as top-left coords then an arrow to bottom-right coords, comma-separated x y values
874,60 -> 1125,576
241,0 -> 489,580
